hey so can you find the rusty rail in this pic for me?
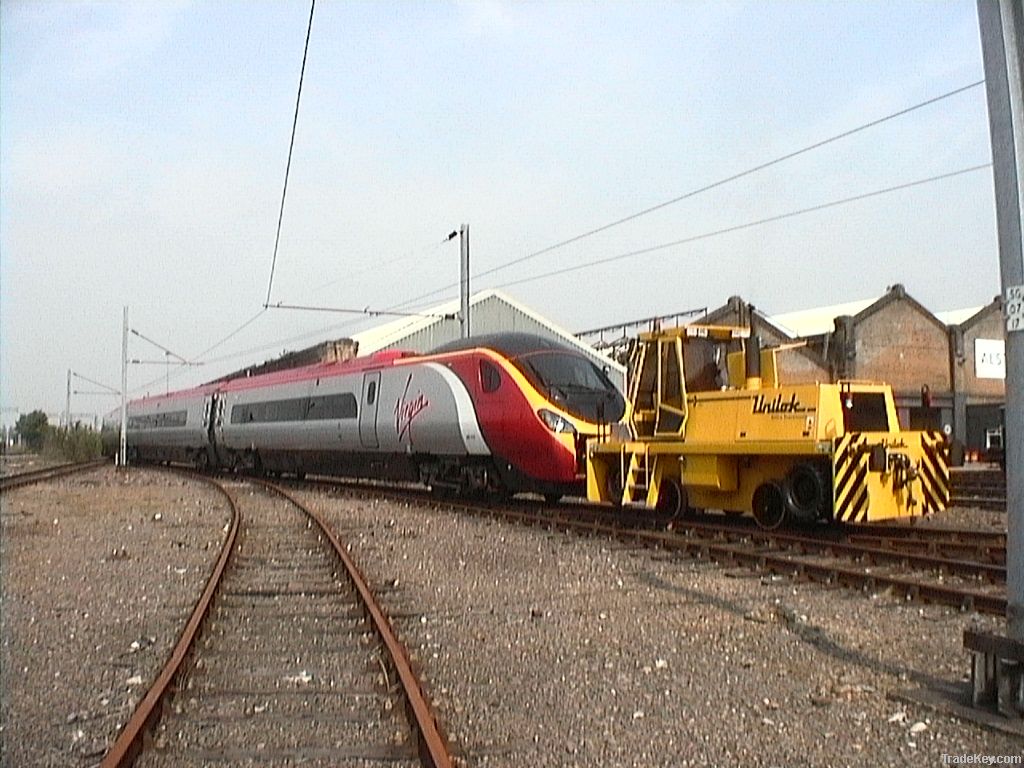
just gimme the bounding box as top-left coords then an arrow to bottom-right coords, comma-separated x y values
257,479 -> 454,768
452,503 -> 1008,616
0,458 -> 108,492
99,473 -> 240,768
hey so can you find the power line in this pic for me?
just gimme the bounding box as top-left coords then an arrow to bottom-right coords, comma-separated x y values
489,163 -> 991,290
131,81 -> 988,397
269,302 -> 457,319
194,308 -> 268,359
301,237 -> 451,302
388,79 -> 986,310
264,0 -> 317,308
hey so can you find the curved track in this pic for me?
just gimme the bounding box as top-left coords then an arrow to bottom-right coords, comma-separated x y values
0,459 -> 108,492
101,473 -> 453,768
287,475 -> 1009,616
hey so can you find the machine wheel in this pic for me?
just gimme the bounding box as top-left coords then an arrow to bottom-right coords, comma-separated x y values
655,476 -> 684,519
785,463 -> 828,522
752,482 -> 787,530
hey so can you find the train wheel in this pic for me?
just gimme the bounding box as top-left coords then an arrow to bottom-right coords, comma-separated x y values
195,450 -> 209,472
544,493 -> 563,504
752,482 -> 787,530
655,477 -> 683,519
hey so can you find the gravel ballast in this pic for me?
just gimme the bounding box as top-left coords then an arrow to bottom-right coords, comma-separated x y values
3,465 -> 1019,767
1,467 -> 230,767
304,491 -> 1022,767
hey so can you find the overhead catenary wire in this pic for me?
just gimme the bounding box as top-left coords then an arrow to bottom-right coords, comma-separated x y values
387,79 -> 987,311
130,82 -> 988,398
138,160 -> 992,399
263,0 -> 317,309
489,163 -> 993,290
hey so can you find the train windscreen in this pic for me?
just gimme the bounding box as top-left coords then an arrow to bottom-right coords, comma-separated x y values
428,333 -> 626,424
514,351 -> 626,424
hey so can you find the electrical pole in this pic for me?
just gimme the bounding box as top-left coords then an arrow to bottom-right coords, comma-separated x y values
978,0 -> 1024,639
65,369 -> 71,429
460,223 -> 470,338
119,306 -> 128,468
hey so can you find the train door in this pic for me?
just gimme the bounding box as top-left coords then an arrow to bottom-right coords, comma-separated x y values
359,372 -> 381,449
209,393 -> 227,465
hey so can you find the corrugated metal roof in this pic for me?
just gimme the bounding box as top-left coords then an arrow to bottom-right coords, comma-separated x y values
352,288 -> 628,390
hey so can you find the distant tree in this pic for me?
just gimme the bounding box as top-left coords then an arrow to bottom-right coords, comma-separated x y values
15,410 -> 49,450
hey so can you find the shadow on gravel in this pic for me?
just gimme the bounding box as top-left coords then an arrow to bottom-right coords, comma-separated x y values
635,569 -> 949,689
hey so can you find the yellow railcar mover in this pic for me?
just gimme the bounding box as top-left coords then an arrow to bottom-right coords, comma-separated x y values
586,325 -> 951,528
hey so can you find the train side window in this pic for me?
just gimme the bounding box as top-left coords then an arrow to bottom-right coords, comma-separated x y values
480,361 -> 501,393
367,381 -> 377,405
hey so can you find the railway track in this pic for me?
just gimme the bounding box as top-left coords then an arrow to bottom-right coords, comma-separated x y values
101,474 -> 453,768
284,475 -> 1010,616
950,467 -> 1007,510
0,458 -> 108,492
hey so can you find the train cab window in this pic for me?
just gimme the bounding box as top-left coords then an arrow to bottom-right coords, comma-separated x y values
367,381 -> 377,405
480,361 -> 501,393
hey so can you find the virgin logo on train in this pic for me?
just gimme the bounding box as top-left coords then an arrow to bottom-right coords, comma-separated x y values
395,374 -> 429,441
751,393 -> 813,415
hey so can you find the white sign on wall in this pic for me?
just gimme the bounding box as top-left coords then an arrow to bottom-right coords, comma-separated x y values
975,338 -> 1006,379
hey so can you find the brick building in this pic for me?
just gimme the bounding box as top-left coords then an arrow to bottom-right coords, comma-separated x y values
697,285 -> 1006,454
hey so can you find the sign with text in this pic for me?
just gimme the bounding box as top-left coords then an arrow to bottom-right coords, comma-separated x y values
975,338 -> 1006,379
1007,284 -> 1024,333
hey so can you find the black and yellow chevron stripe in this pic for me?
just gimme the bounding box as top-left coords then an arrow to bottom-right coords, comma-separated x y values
917,430 -> 951,512
833,433 -> 869,522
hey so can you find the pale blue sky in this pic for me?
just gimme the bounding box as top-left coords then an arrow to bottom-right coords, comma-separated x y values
0,0 -> 1002,423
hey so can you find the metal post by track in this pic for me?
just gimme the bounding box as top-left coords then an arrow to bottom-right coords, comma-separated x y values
968,0 -> 1024,717
460,223 -> 470,338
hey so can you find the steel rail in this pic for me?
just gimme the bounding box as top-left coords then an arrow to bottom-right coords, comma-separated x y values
0,458 -> 108,492
660,519 -> 1006,582
453,504 -> 1008,616
99,473 -> 240,768
253,475 -> 1010,611
255,479 -> 454,768
843,533 -> 1006,566
288,473 -> 1007,547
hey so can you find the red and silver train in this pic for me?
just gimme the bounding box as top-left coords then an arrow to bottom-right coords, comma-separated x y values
103,333 -> 627,499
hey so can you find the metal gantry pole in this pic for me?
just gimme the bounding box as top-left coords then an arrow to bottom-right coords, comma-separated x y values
460,223 -> 470,338
119,306 -> 128,468
978,0 -> 1024,639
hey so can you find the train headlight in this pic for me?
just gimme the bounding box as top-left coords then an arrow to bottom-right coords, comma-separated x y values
538,409 -> 577,435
